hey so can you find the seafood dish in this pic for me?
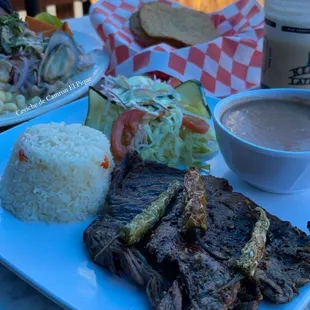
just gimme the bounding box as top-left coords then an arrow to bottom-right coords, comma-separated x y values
86,75 -> 218,170
0,12 -> 99,117
84,152 -> 310,310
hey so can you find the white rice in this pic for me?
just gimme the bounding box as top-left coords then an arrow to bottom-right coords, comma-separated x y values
0,122 -> 115,222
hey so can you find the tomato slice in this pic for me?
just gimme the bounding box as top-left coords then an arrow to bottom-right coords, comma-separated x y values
182,115 -> 209,134
111,109 -> 145,162
168,77 -> 181,88
147,72 -> 181,87
147,71 -> 171,81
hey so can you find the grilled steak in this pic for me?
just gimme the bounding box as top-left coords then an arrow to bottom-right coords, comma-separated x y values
83,152 -> 310,309
194,190 -> 310,304
146,180 -> 260,310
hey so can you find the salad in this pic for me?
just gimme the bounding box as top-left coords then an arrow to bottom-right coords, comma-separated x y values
0,12 -> 96,116
85,75 -> 218,170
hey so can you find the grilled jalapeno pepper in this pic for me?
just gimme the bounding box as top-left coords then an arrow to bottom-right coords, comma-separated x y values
182,166 -> 207,233
95,180 -> 181,261
182,167 -> 229,260
235,207 -> 270,276
121,180 -> 181,245
215,207 -> 270,291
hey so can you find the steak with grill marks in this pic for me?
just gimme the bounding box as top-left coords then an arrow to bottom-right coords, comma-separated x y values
83,152 -> 310,309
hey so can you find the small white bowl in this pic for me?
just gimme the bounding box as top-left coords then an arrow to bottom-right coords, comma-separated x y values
213,88 -> 310,194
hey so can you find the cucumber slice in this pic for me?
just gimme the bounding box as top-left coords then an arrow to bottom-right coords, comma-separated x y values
175,80 -> 211,119
85,87 -> 124,138
85,87 -> 104,130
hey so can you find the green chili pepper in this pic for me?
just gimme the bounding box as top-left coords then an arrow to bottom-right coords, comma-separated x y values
182,167 -> 230,261
215,207 -> 270,292
235,207 -> 270,276
94,180 -> 181,261
121,180 -> 181,245
182,166 -> 207,233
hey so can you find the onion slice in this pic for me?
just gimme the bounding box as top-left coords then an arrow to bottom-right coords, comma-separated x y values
9,57 -> 29,94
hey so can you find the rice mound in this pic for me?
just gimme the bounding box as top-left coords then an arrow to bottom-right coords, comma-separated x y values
0,122 -> 115,222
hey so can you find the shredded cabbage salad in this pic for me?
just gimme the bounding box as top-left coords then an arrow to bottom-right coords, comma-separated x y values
99,75 -> 218,170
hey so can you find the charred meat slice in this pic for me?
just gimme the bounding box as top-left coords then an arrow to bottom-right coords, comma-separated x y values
147,193 -> 255,310
83,216 -> 122,275
104,152 -> 185,223
83,152 -> 310,309
255,216 -> 310,303
83,214 -> 169,307
157,279 -> 183,310
198,190 -> 310,304
230,279 -> 261,310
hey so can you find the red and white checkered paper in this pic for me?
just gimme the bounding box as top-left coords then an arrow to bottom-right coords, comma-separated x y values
90,0 -> 264,97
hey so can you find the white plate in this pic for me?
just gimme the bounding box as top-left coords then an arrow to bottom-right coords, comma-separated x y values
0,97 -> 310,310
0,32 -> 109,128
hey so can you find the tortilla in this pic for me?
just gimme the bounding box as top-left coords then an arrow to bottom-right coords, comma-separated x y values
139,2 -> 219,46
129,10 -> 185,48
129,11 -> 158,47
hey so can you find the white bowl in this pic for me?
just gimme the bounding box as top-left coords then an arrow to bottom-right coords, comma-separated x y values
213,88 -> 310,194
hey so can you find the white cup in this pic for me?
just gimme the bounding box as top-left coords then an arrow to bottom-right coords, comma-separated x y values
213,88 -> 310,194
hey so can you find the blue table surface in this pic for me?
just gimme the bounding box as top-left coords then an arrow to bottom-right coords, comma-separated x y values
0,264 -> 61,310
